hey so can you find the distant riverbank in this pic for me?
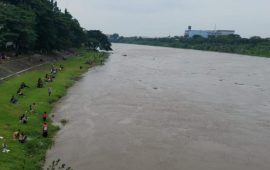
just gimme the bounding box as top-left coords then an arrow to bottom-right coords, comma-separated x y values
0,50 -> 108,170
110,35 -> 270,58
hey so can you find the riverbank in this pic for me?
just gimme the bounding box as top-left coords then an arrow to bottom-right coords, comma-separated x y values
0,50 -> 108,170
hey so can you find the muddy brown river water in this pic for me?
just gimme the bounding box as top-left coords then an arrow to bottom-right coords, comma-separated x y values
45,44 -> 270,170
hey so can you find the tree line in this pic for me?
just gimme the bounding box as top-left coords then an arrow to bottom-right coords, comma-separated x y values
110,33 -> 270,58
0,0 -> 111,55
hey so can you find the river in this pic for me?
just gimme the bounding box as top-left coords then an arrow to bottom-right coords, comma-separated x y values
45,44 -> 270,170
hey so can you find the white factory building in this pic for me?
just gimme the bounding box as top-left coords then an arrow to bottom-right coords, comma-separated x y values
184,26 -> 235,38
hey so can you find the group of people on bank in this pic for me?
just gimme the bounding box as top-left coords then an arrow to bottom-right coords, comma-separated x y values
2,64 -> 64,153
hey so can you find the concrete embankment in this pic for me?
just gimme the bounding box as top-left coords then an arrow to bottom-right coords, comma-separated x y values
0,51 -> 74,81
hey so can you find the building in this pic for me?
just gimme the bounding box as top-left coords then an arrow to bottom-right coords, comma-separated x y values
184,26 -> 235,38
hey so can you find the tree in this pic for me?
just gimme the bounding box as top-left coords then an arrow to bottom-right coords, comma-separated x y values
85,30 -> 112,51
0,2 -> 36,53
0,0 -> 110,54
109,33 -> 119,42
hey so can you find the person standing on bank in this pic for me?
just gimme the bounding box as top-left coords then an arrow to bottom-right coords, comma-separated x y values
43,122 -> 48,137
42,112 -> 48,122
48,87 -> 52,97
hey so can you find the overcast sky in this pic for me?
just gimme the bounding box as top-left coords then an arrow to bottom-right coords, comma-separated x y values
56,0 -> 270,38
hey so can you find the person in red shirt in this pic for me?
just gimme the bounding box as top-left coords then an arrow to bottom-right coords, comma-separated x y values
42,112 -> 48,122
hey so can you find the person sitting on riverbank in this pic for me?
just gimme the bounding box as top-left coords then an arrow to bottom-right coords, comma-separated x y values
20,114 -> 28,124
20,82 -> 29,89
42,112 -> 48,122
51,67 -> 57,74
60,64 -> 64,70
0,53 -> 10,60
29,104 -> 33,112
13,129 -> 21,140
37,78 -> 44,88
18,133 -> 27,143
17,88 -> 24,96
45,74 -> 52,82
42,122 -> 48,137
50,66 -> 57,77
10,95 -> 18,104
2,140 -> 10,153
51,72 -> 56,79
29,102 -> 37,113
1,53 -> 7,60
50,68 -> 57,79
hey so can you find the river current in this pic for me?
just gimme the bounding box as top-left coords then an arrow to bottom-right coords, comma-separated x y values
45,44 -> 270,170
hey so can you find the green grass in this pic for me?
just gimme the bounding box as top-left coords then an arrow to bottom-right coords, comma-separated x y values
0,49 -> 108,170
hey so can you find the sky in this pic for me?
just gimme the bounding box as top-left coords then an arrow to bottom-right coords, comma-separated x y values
56,0 -> 270,38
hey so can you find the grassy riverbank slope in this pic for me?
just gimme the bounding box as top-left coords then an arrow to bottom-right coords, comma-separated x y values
0,50 -> 108,170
